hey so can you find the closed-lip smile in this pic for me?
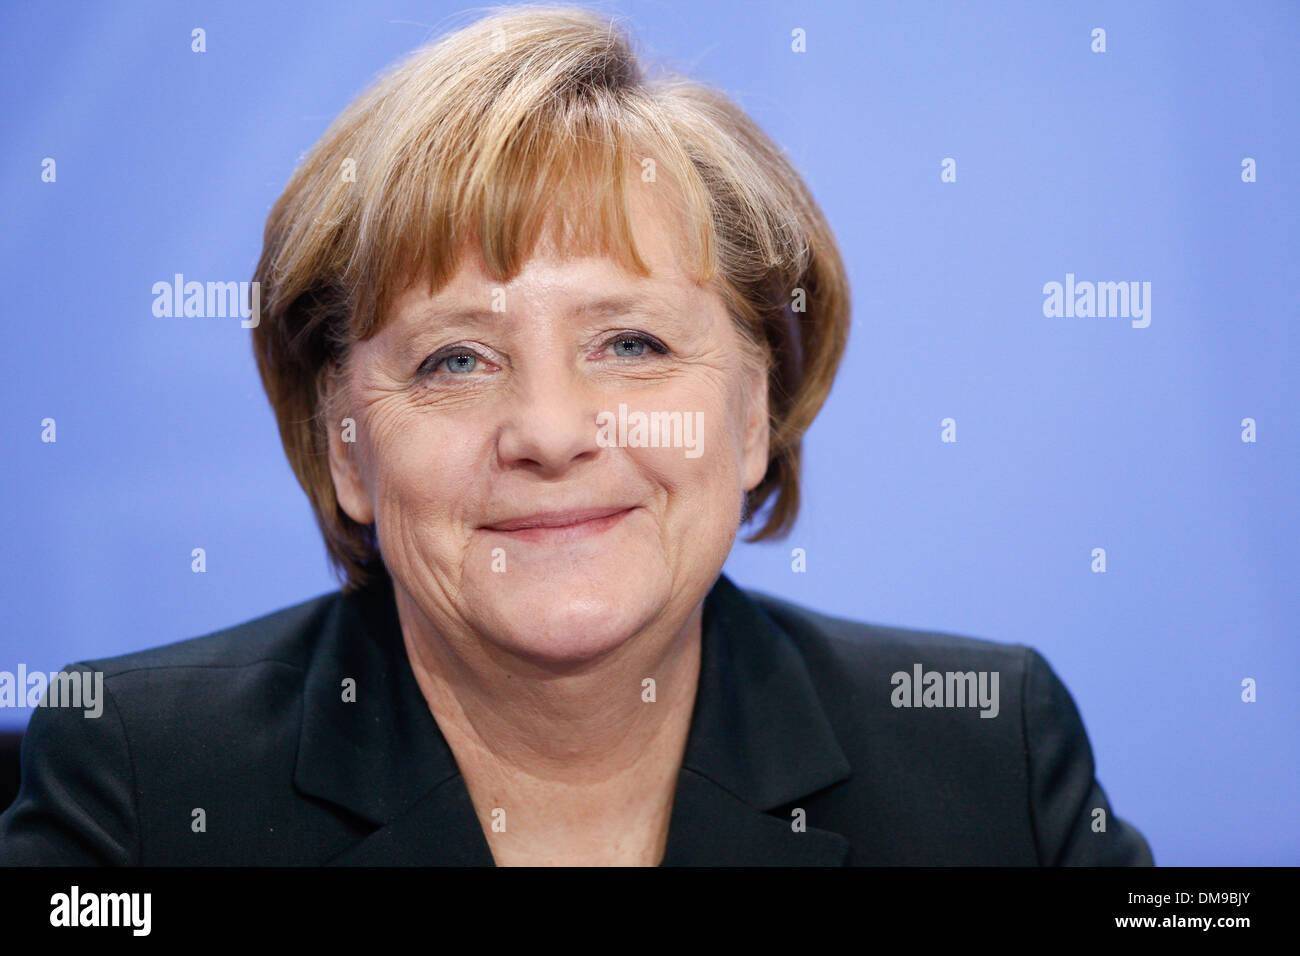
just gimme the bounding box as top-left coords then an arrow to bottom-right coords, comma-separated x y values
481,506 -> 634,541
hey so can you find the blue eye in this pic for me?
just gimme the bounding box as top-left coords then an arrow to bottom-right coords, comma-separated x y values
612,336 -> 647,357
419,349 -> 480,377
607,333 -> 666,358
442,351 -> 478,374
418,335 -> 663,381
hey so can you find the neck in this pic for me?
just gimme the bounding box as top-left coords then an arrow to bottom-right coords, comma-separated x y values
393,582 -> 705,864
393,582 -> 703,786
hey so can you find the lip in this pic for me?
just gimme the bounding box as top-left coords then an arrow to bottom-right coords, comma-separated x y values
481,506 -> 635,543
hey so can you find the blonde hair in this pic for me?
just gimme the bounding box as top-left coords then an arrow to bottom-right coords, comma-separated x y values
252,3 -> 850,591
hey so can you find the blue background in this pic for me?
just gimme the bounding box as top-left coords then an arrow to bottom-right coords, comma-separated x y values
1,0 -> 1296,865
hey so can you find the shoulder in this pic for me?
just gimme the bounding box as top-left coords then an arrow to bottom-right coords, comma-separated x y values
0,589 -> 355,865
739,586 -> 1153,865
741,587 -> 1091,757
743,586 -> 1038,682
34,588 -> 351,763
60,589 -> 354,759
739,586 -> 1041,769
80,589 -> 344,681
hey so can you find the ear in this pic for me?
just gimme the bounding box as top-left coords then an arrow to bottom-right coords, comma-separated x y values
739,351 -> 771,493
323,364 -> 375,525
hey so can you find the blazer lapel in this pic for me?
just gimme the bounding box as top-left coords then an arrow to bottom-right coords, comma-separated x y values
660,574 -> 852,866
324,775 -> 494,866
294,571 -> 852,866
293,573 -> 494,865
661,769 -> 850,866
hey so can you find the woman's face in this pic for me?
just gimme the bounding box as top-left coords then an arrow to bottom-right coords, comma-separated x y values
329,193 -> 769,665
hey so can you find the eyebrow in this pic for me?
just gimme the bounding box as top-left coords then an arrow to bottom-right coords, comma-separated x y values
570,293 -> 681,321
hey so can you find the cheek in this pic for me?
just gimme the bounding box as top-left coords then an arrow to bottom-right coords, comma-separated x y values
361,405 -> 491,530
624,381 -> 744,505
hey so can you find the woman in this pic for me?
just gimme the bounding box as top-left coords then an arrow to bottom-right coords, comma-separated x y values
0,4 -> 1151,866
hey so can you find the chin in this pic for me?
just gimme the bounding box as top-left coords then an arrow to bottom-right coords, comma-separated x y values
463,565 -> 673,667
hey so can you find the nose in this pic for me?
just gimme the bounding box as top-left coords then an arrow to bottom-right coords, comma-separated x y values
495,358 -> 604,477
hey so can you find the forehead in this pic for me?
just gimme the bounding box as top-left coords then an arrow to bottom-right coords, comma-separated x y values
386,183 -> 709,326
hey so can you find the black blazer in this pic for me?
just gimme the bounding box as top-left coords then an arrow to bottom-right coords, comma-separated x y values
0,572 -> 1153,866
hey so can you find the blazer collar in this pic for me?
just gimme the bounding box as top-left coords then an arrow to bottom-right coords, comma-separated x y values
294,571 -> 852,865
